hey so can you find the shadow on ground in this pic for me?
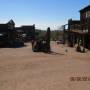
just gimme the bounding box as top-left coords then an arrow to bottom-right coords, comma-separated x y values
45,51 -> 65,55
0,44 -> 27,48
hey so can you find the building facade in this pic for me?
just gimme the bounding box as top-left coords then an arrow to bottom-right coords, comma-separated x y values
21,25 -> 35,42
67,5 -> 90,51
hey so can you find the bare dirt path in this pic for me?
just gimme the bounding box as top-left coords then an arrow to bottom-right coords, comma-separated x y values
0,42 -> 90,90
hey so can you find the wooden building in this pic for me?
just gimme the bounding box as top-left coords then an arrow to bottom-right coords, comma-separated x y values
21,25 -> 35,42
0,20 -> 24,47
80,5 -> 90,49
67,5 -> 90,52
68,19 -> 81,47
0,19 -> 15,46
80,5 -> 90,33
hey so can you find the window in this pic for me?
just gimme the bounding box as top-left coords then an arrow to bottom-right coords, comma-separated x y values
86,11 -> 90,18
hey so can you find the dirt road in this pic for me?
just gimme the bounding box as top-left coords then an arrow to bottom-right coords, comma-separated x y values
0,42 -> 90,90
